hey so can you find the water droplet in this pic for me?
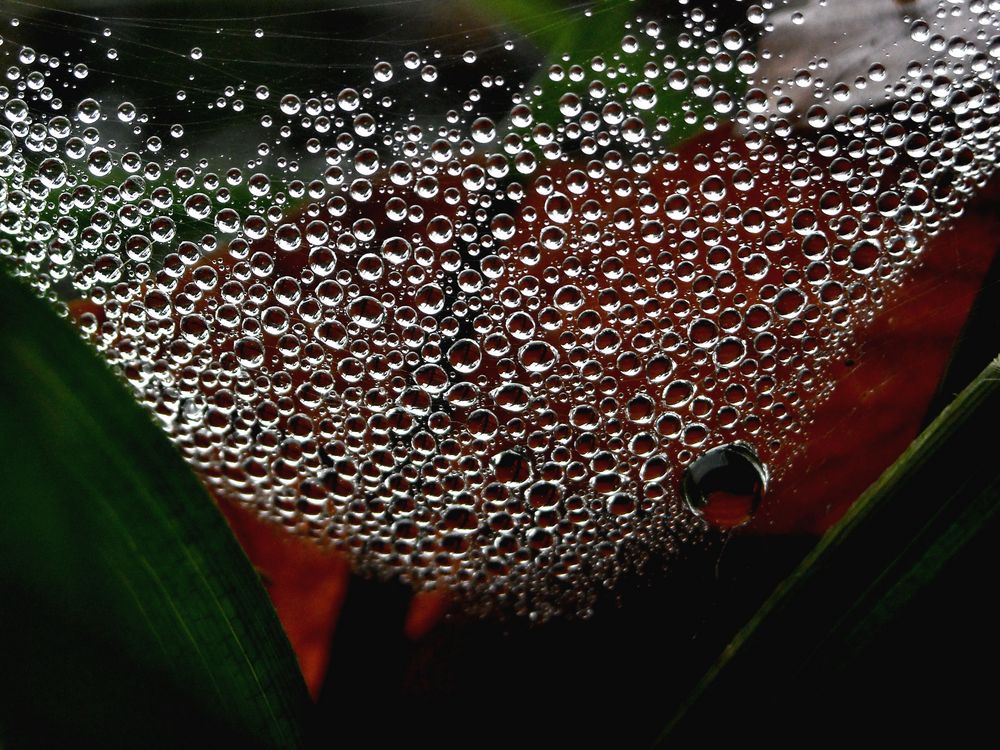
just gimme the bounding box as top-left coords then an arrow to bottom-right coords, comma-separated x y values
682,444 -> 767,529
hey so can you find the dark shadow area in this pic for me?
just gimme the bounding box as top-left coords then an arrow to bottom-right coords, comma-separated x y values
314,535 -> 815,747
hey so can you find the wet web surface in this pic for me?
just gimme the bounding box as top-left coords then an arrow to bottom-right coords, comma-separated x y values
1,0 -> 998,620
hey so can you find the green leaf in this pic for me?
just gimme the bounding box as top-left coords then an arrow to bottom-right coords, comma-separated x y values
659,355 -> 1000,744
476,0 -> 747,148
0,272 -> 309,749
469,0 -> 597,56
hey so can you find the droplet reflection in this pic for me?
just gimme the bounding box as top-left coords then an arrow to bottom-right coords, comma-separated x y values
682,444 -> 767,530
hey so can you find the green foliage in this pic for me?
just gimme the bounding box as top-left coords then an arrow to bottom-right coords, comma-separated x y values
0,273 -> 310,749
659,356 -> 1000,744
480,0 -> 746,148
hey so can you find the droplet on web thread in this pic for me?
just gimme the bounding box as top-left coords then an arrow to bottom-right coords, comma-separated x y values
0,0 -> 997,620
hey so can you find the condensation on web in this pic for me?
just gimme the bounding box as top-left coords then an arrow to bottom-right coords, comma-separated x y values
0,0 -> 997,620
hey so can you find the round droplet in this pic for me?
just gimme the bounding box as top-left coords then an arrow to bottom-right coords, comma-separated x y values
682,444 -> 767,529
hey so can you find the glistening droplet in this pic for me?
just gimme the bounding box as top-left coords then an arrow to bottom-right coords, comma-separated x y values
682,444 -> 767,529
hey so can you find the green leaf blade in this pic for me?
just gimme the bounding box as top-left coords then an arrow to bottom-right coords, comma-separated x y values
659,355 -> 1000,744
0,273 -> 309,749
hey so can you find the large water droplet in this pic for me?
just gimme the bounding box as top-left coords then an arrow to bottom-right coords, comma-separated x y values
682,444 -> 767,529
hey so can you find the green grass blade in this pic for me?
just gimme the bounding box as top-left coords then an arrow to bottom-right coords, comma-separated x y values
659,355 -> 1000,744
0,273 -> 310,749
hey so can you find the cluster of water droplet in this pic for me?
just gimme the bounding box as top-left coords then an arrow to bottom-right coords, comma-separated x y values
1,0 -> 998,619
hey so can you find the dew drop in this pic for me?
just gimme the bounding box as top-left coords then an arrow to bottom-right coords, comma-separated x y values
682,444 -> 767,529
